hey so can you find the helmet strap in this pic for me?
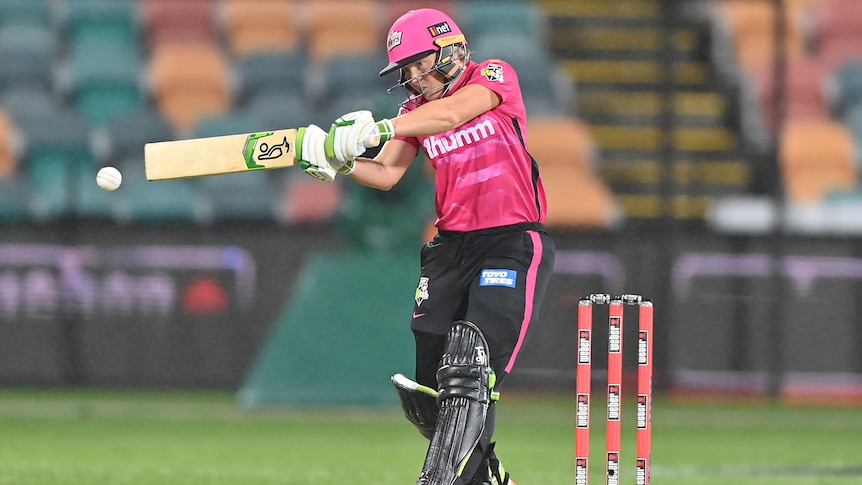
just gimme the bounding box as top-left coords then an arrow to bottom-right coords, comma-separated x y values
434,43 -> 467,80
435,43 -> 468,97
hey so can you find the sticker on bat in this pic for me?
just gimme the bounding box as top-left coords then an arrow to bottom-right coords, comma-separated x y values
242,132 -> 290,169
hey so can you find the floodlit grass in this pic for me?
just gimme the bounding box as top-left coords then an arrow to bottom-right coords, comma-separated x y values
0,390 -> 861,484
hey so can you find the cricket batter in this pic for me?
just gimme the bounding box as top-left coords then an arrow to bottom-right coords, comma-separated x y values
296,8 -> 556,485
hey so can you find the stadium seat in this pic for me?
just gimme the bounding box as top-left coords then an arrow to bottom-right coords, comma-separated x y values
191,112 -> 267,139
221,0 -> 300,56
321,92 -> 394,133
506,52 -> 576,117
63,0 -> 139,58
840,106 -> 862,163
714,0 -> 806,75
1,88 -> 55,127
0,175 -> 32,221
141,0 -> 218,50
305,0 -> 379,63
242,92 -> 313,131
94,109 -> 175,165
528,116 -> 598,171
73,165 -> 117,220
779,119 -> 858,203
818,37 -> 862,72
810,0 -> 862,69
0,24 -> 55,92
190,111 -> 278,222
828,60 -> 862,119
0,110 -> 27,221
539,164 -> 620,228
3,89 -> 91,163
26,114 -> 94,220
315,51 -> 391,105
67,49 -> 144,126
469,33 -> 548,67
197,170 -> 277,222
0,0 -> 53,29
753,56 -> 830,133
96,119 -> 201,225
459,0 -> 549,53
235,50 -> 308,103
527,116 -> 619,227
148,41 -> 233,132
3,88 -> 93,220
276,172 -> 343,224
112,165 -> 202,224
0,110 -> 17,179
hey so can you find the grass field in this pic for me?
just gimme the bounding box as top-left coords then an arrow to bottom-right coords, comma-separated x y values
1,389 -> 861,484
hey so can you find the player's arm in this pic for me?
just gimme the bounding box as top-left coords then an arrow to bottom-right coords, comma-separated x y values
301,85 -> 500,184
390,84 -> 501,137
349,138 -> 418,191
345,84 -> 500,190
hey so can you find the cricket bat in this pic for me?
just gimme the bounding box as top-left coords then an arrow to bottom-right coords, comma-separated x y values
145,129 -> 379,180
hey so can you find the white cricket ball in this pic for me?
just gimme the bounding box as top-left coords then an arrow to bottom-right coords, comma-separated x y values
96,166 -> 122,191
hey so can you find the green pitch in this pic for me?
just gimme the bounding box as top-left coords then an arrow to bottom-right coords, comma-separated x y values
0,390 -> 861,484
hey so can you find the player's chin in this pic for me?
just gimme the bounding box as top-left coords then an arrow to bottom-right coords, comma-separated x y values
423,88 -> 445,101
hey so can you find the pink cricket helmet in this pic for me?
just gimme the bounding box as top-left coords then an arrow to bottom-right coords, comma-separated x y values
379,8 -> 467,77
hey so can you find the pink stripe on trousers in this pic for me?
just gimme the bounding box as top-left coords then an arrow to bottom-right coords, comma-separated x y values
505,230 -> 543,373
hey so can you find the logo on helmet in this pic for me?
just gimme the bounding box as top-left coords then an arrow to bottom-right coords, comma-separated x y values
427,21 -> 453,37
387,30 -> 403,51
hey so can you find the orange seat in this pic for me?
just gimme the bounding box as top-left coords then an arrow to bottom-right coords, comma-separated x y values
780,119 -> 858,202
527,116 -> 617,227
0,110 -> 17,178
527,116 -> 597,171
305,0 -> 380,63
278,176 -> 343,223
540,164 -> 618,228
141,0 -> 218,50
221,0 -> 300,56
717,0 -> 806,74
149,42 -> 232,132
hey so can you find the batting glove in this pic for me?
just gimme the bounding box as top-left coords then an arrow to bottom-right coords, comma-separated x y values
296,124 -> 337,182
325,111 -> 394,174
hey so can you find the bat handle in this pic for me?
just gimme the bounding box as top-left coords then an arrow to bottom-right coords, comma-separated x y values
362,133 -> 381,149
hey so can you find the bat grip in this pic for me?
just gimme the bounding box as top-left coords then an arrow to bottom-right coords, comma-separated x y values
362,133 -> 381,149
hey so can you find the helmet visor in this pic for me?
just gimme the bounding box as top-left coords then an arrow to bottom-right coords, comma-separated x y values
379,49 -> 435,77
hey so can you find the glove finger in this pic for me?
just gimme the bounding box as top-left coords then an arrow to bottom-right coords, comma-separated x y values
298,124 -> 337,182
310,126 -> 328,163
330,111 -> 374,162
342,124 -> 371,161
298,124 -> 324,161
336,110 -> 373,125
330,125 -> 350,163
353,126 -> 370,159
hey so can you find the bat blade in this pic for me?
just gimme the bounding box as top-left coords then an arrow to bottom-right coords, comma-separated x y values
145,129 -> 298,180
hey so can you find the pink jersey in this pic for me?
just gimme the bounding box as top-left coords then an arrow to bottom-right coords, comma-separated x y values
396,60 -> 547,232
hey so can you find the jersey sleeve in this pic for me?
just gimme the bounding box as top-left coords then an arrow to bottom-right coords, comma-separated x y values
467,59 -> 522,115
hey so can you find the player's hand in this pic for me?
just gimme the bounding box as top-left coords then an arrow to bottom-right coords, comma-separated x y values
325,111 -> 395,173
296,124 -> 337,182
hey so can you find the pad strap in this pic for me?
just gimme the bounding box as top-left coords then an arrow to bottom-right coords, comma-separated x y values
437,364 -> 495,402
